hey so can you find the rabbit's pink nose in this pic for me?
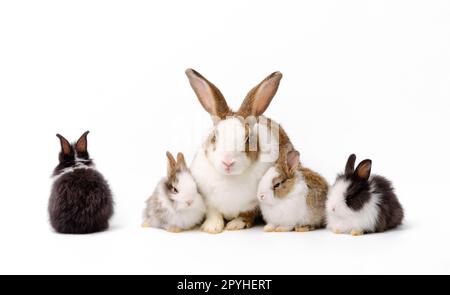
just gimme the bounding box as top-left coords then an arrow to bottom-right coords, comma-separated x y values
222,160 -> 235,169
186,200 -> 193,206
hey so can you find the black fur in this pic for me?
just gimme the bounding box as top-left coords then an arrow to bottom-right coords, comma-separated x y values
48,131 -> 113,234
341,154 -> 404,233
371,175 -> 404,232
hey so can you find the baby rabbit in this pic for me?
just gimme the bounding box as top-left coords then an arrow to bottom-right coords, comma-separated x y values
257,150 -> 328,232
142,152 -> 206,232
326,154 -> 404,236
48,131 -> 114,234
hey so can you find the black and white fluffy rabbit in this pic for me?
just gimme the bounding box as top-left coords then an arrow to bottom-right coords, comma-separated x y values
48,131 -> 114,234
326,154 -> 404,235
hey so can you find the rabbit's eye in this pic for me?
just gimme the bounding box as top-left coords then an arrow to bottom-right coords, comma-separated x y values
170,187 -> 179,194
273,182 -> 282,189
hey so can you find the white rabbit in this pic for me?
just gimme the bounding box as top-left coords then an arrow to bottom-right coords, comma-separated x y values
257,150 -> 328,232
185,69 -> 294,234
142,152 -> 206,232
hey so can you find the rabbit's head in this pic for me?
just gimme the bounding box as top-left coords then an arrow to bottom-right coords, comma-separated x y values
327,154 -> 373,217
165,151 -> 204,211
53,131 -> 93,176
186,69 -> 282,176
257,150 -> 299,205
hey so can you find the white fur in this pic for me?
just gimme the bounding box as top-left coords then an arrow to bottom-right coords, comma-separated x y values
257,167 -> 311,230
52,153 -> 96,180
326,177 -> 380,233
144,171 -> 206,230
207,118 -> 252,176
191,117 -> 278,232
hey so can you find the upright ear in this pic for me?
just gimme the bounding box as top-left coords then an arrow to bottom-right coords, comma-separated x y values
345,154 -> 356,176
355,159 -> 372,180
75,131 -> 90,154
56,134 -> 71,156
237,71 -> 282,117
286,150 -> 300,172
166,151 -> 177,177
185,69 -> 230,119
176,152 -> 187,170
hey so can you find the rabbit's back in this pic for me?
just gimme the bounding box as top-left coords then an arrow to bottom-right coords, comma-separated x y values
49,168 -> 113,234
143,183 -> 172,228
371,175 -> 404,232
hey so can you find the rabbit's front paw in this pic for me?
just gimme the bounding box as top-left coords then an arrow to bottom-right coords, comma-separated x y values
166,227 -> 183,233
201,217 -> 224,234
141,220 -> 150,228
225,218 -> 248,231
274,226 -> 294,232
295,225 -> 314,232
263,224 -> 276,232
332,228 -> 342,234
351,229 -> 364,236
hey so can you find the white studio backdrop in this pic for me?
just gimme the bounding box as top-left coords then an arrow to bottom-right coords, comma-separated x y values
0,0 -> 449,274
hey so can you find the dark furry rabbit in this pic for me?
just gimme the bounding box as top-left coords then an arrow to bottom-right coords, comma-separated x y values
48,131 -> 113,234
326,154 -> 404,236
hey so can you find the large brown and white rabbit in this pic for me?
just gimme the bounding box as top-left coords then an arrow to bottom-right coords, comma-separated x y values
142,152 -> 206,232
257,150 -> 328,232
185,69 -> 294,234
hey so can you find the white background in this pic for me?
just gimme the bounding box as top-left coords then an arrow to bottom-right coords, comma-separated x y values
0,0 -> 449,274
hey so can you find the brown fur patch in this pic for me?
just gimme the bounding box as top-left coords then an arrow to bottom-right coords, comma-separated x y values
273,176 -> 296,198
165,152 -> 188,193
164,178 -> 178,197
238,207 -> 260,228
263,118 -> 293,154
211,88 -> 233,119
243,121 -> 259,162
271,146 -> 298,198
261,117 -> 295,172
166,165 -> 179,188
300,166 -> 329,226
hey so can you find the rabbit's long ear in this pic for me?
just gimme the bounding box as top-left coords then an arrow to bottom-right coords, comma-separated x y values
176,152 -> 187,170
185,69 -> 230,119
56,134 -> 71,156
75,131 -> 90,154
166,151 -> 177,177
345,154 -> 357,176
286,150 -> 300,172
237,71 -> 282,117
355,159 -> 372,180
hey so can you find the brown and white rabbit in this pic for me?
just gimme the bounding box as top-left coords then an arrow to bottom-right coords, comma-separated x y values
257,150 -> 328,232
326,154 -> 404,236
48,131 -> 114,234
142,152 -> 206,232
185,69 -> 294,234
